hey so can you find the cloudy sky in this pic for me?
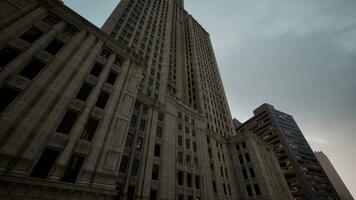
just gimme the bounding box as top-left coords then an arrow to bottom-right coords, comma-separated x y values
63,0 -> 356,197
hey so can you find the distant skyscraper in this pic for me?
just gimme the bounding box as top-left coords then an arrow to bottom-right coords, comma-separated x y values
315,151 -> 354,200
235,104 -> 340,199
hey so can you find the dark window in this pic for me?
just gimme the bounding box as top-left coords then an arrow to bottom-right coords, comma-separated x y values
249,167 -> 255,178
139,119 -> 146,131
242,142 -> 246,148
19,59 -> 46,79
106,70 -> 118,85
135,136 -> 143,151
125,132 -> 133,148
187,173 -> 192,187
178,152 -> 183,164
131,159 -> 139,176
20,27 -> 43,43
56,110 -> 79,134
127,185 -> 135,200
213,181 -> 217,193
154,144 -> 160,157
62,155 -> 84,183
223,183 -> 227,195
188,195 -> 193,200
43,15 -> 59,26
44,39 -> 64,55
95,91 -> 110,109
193,142 -> 197,152
254,184 -> 261,196
178,135 -> 183,146
101,49 -> 111,59
119,156 -> 129,173
246,185 -> 253,196
242,168 -> 248,179
76,83 -> 92,101
156,126 -> 162,137
150,190 -> 157,200
130,115 -> 137,128
195,175 -> 200,189
228,184 -> 232,196
62,24 -> 78,37
220,167 -> 224,177
236,144 -> 240,151
178,170 -> 183,185
30,148 -> 59,178
0,86 -> 20,113
158,112 -> 164,121
245,153 -> 251,162
238,154 -> 244,164
185,139 -> 190,149
178,194 -> 184,200
151,164 -> 159,180
90,63 -> 103,77
0,46 -> 20,67
80,118 -> 99,141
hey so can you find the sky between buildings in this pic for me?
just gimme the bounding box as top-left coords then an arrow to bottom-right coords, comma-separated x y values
63,0 -> 356,197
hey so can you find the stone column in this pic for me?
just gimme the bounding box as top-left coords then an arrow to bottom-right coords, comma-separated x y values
0,2 -> 39,30
48,50 -> 116,181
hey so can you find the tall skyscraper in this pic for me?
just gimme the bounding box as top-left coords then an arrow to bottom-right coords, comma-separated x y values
236,103 -> 340,200
315,151 -> 354,200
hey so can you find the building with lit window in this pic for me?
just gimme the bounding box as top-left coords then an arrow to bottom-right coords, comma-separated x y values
235,104 -> 340,200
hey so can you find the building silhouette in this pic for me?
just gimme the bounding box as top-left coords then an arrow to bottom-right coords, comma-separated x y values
315,151 -> 354,200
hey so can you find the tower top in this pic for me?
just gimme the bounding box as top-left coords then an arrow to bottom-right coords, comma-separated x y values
175,0 -> 184,8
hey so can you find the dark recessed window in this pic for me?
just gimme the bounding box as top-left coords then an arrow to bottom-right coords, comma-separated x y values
254,184 -> 261,195
76,83 -> 93,102
178,194 -> 184,200
131,159 -> 140,176
178,170 -> 183,185
0,46 -> 20,67
130,115 -> 137,128
238,154 -> 244,164
62,155 -> 85,183
127,185 -> 135,200
246,185 -> 253,197
242,168 -> 248,179
62,24 -> 78,37
154,144 -> 160,157
236,144 -> 240,151
56,110 -> 79,134
95,91 -> 110,109
125,132 -> 133,148
187,173 -> 192,187
44,39 -> 64,55
150,190 -> 157,200
139,119 -> 146,131
0,86 -> 20,113
43,15 -> 60,26
245,153 -> 251,162
106,70 -> 118,85
119,156 -> 129,173
151,164 -> 159,180
30,148 -> 59,178
80,118 -> 99,141
19,59 -> 46,79
156,126 -> 162,137
249,167 -> 256,178
90,63 -> 103,77
195,175 -> 200,189
213,181 -> 217,193
20,27 -> 43,43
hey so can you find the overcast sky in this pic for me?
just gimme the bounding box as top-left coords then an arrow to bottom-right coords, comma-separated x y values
64,0 -> 356,197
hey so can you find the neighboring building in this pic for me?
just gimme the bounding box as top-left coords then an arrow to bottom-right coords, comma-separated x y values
229,130 -> 293,200
236,103 -> 340,200
315,151 -> 354,200
0,0 -> 144,199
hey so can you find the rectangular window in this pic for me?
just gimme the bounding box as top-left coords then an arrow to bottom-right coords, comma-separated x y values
154,144 -> 160,157
106,70 -> 118,85
44,39 -> 64,55
178,135 -> 183,146
139,119 -> 146,131
127,185 -> 135,200
20,27 -> 43,43
80,118 -> 99,141
90,63 -> 103,77
178,170 -> 183,185
62,155 -> 84,183
131,159 -> 140,176
246,185 -> 253,197
186,155 -> 191,164
249,167 -> 255,178
43,15 -> 59,26
0,46 -> 20,67
188,195 -> 193,200
178,152 -> 183,164
125,132 -> 133,148
156,126 -> 162,137
223,183 -> 227,195
195,175 -> 200,189
62,24 -> 78,37
185,139 -> 190,149
152,164 -> 159,180
76,83 -> 92,102
130,115 -> 137,128
150,190 -> 157,200
135,136 -> 143,151
19,59 -> 46,79
236,144 -> 240,151
178,194 -> 183,200
119,155 -> 129,173
187,173 -> 192,187
56,110 -> 79,134
254,184 -> 261,195
245,153 -> 251,162
213,181 -> 217,193
238,154 -> 244,164
95,91 -> 110,109
30,148 -> 59,178
193,141 -> 197,152
0,86 -> 20,113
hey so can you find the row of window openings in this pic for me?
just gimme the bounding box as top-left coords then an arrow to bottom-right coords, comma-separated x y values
178,123 -> 196,136
177,152 -> 198,167
239,153 -> 251,164
212,180 -> 233,196
119,156 -> 160,180
246,184 -> 262,196
178,135 -> 197,152
30,148 -> 84,183
177,171 -> 200,189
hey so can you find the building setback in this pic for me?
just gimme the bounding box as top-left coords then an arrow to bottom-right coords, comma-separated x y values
236,103 -> 340,200
315,151 -> 354,200
229,130 -> 293,200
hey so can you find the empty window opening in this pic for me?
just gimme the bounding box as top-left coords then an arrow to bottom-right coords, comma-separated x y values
56,110 -> 79,134
19,59 -> 46,79
30,148 -> 59,178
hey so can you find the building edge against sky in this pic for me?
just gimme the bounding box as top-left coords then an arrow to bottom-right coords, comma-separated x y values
0,0 -> 344,200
